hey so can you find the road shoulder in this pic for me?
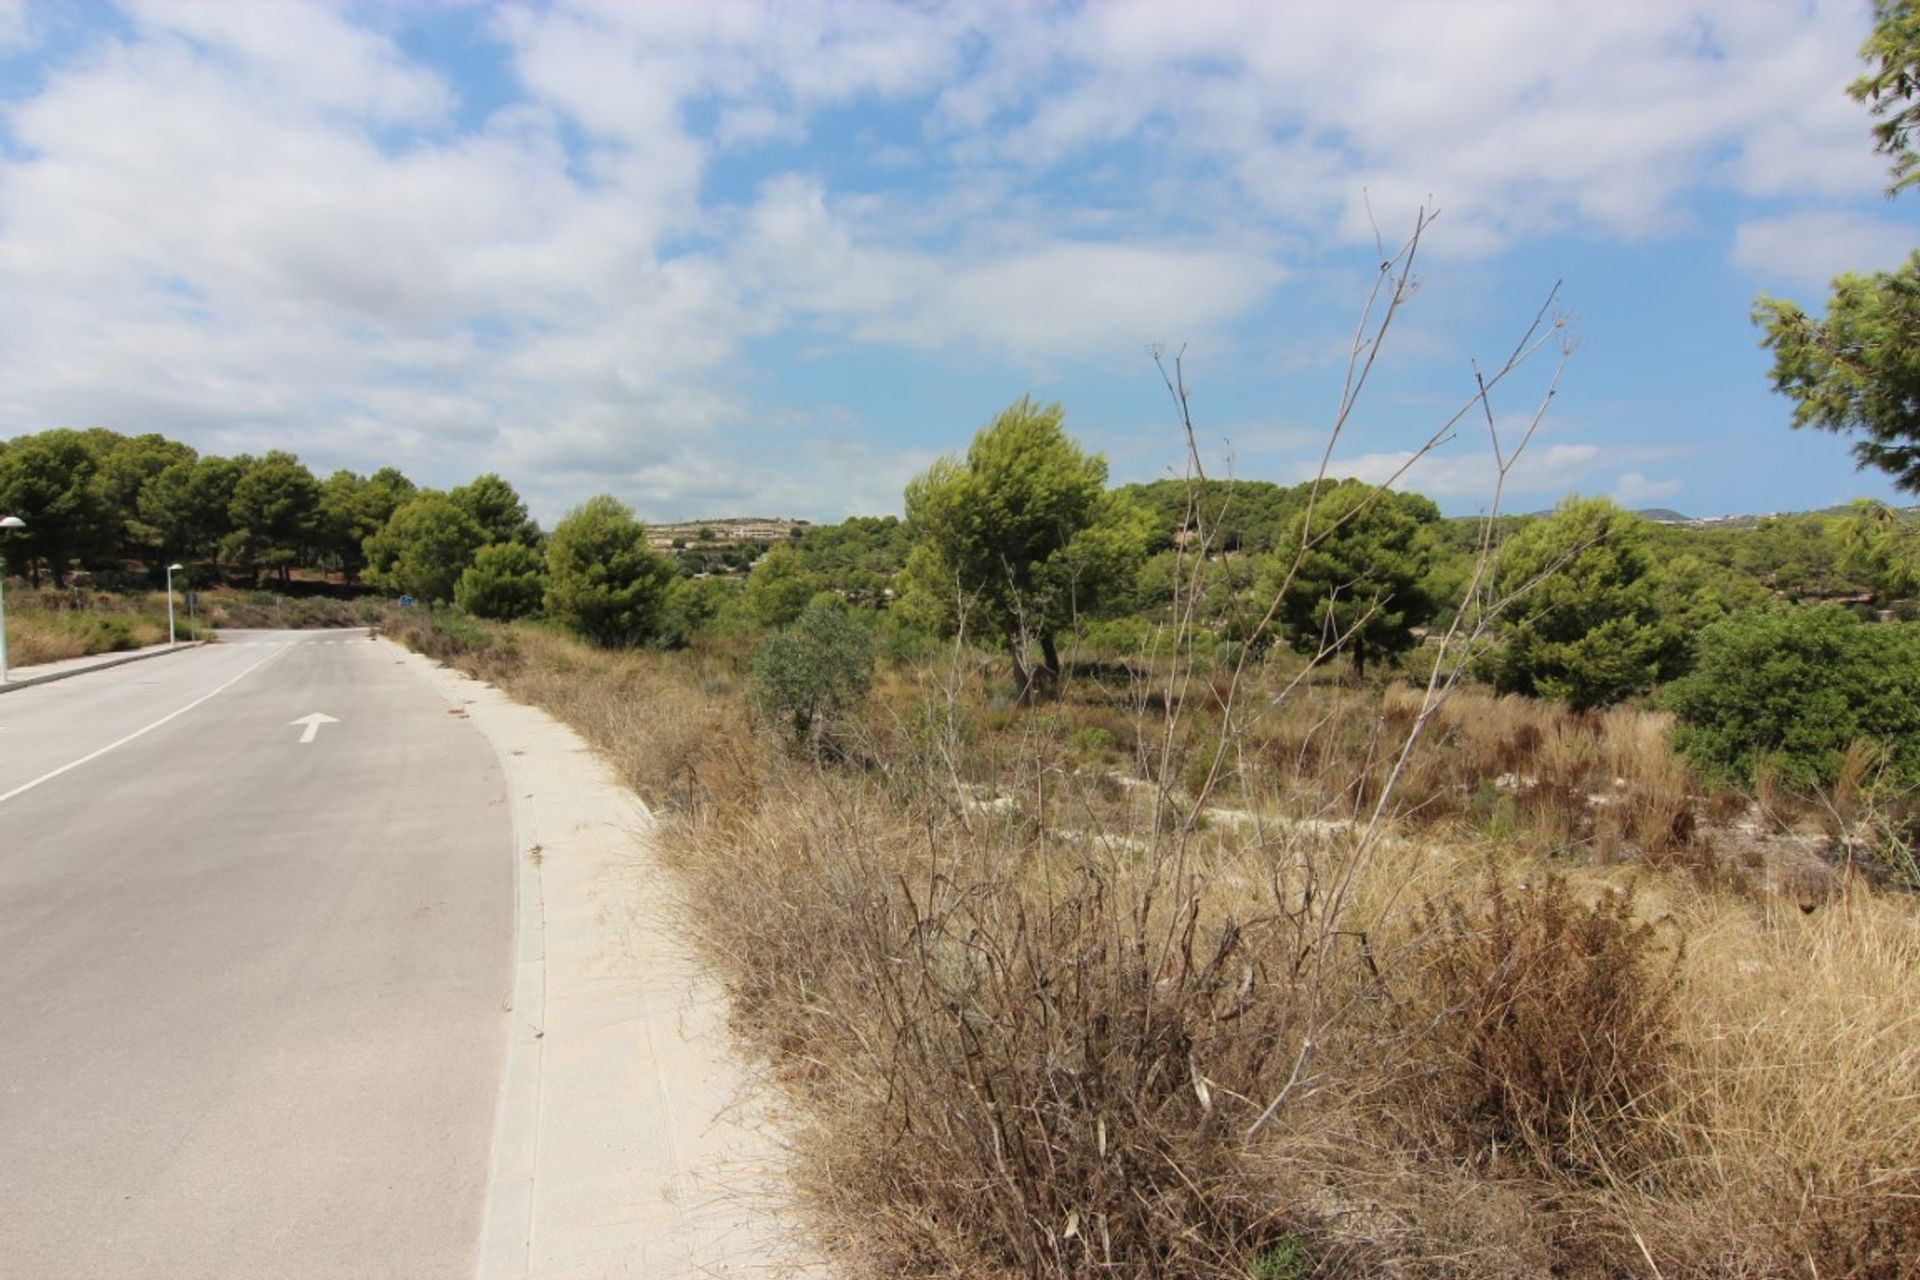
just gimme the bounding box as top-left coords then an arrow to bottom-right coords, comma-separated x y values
0,639 -> 205,693
386,639 -> 825,1280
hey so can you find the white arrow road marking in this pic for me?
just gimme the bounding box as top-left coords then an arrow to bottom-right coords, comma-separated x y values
290,712 -> 339,744
0,646 -> 290,809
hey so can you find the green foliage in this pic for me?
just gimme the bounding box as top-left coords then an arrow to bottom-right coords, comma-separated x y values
1118,477 -> 1311,555
1756,254 -> 1920,494
1066,724 -> 1118,757
1484,497 -> 1673,710
455,541 -> 547,620
743,543 -> 826,629
139,455 -> 244,565
1837,499 -> 1920,601
0,429 -> 116,583
449,472 -> 541,547
1663,606 -> 1920,790
98,432 -> 196,559
1852,0 -> 1920,193
790,514 -> 910,604
226,451 -> 321,583
1248,1236 -> 1308,1280
58,611 -> 137,654
319,466 -> 416,581
1264,479 -> 1441,677
1753,5 -> 1920,490
902,397 -> 1152,692
364,494 -> 486,603
749,601 -> 877,750
543,495 -> 676,647
656,575 -> 735,649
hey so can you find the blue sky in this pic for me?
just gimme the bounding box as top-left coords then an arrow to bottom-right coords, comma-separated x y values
2,0 -> 1917,524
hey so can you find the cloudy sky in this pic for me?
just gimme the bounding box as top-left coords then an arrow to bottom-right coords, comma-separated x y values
2,0 -> 1917,524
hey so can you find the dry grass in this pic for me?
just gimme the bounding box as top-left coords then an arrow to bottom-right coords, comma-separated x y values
381,612 -> 746,806
388,611 -> 1920,1280
2,587 -> 186,665
1627,889 -> 1920,1279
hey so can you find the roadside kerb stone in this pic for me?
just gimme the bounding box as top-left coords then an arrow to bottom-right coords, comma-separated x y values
0,640 -> 206,694
386,640 -> 826,1280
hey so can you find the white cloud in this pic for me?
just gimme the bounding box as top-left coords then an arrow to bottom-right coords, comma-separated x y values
0,0 -> 1903,519
0,0 -> 31,51
939,0 -> 1893,251
0,3 -> 751,508
123,0 -> 453,125
1311,442 -> 1680,503
1612,471 -> 1684,507
1732,210 -> 1917,292
733,176 -> 1284,359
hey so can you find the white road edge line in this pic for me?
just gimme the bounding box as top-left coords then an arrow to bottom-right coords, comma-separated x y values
0,645 -> 291,808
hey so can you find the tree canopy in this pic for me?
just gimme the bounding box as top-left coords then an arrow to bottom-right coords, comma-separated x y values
1755,1 -> 1920,491
449,473 -> 541,548
1483,497 -> 1675,711
543,495 -> 676,646
0,429 -> 115,584
363,494 -> 487,603
901,397 -> 1151,694
1854,0 -> 1920,193
226,451 -> 321,584
456,540 -> 548,620
1264,480 -> 1441,677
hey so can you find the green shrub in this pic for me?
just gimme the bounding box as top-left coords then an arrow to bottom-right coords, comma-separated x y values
1076,614 -> 1150,657
1248,1235 -> 1308,1280
655,576 -> 734,649
749,601 -> 876,752
1483,497 -> 1675,709
543,496 -> 676,647
455,542 -> 546,621
1662,606 -> 1920,790
73,613 -> 135,652
1067,724 -> 1117,756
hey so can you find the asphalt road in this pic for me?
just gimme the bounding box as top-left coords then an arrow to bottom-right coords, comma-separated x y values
0,630 -> 514,1279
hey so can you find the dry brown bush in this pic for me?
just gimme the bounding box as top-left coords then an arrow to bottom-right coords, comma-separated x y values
1406,874 -> 1680,1181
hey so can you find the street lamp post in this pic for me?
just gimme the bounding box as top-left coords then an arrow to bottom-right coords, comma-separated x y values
0,515 -> 26,684
166,563 -> 185,646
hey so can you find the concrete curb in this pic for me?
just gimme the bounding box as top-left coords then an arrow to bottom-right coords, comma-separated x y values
383,639 -> 828,1280
466,667 -> 556,1280
379,638 -> 555,1278
0,641 -> 207,694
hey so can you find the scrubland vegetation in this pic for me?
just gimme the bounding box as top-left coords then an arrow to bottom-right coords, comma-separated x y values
361,233 -> 1920,1273
383,578 -> 1918,1279
0,586 -> 196,665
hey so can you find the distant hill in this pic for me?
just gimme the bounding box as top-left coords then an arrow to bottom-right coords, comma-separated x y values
1635,507 -> 1695,524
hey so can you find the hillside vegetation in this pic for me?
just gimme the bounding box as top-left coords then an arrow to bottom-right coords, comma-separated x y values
383,592 -> 1918,1279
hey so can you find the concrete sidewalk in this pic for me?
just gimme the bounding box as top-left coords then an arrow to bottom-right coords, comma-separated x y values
0,639 -> 205,693
390,640 -> 827,1280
